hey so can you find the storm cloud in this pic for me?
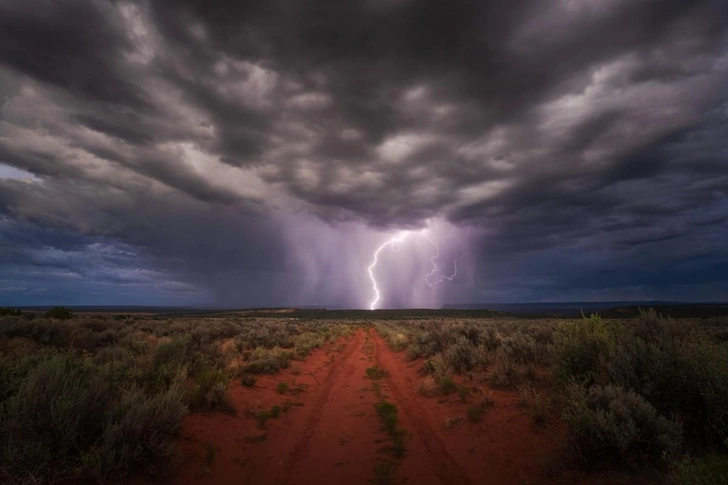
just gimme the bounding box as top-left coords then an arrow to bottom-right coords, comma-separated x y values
1,0 -> 727,307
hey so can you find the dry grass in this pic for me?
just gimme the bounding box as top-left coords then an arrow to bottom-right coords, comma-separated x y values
417,376 -> 438,397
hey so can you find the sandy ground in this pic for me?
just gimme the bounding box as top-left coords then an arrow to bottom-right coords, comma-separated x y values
144,328 -> 644,485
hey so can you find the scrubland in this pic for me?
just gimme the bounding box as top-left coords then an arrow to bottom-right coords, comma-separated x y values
0,308 -> 725,484
0,312 -> 353,484
376,309 -> 728,483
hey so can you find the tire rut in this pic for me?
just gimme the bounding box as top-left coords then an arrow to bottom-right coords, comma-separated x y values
371,329 -> 472,485
276,329 -> 365,485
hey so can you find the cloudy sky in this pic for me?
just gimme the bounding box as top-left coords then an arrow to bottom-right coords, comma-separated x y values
1,0 -> 727,308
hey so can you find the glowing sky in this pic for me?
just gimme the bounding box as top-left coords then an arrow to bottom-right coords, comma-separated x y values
1,0 -> 727,307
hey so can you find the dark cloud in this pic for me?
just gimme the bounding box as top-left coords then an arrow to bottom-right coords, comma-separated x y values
0,0 -> 727,306
0,1 -> 150,110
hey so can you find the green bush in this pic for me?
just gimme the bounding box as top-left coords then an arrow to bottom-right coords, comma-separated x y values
0,353 -> 188,483
94,346 -> 140,386
0,354 -> 113,481
553,314 -> 617,383
373,400 -> 410,457
374,400 -> 399,434
467,403 -> 486,423
444,336 -> 482,372
188,368 -> 233,413
0,320 -> 72,347
501,333 -> 551,367
150,335 -> 192,386
240,374 -> 257,387
366,365 -> 388,379
490,350 -> 520,388
561,381 -> 682,468
438,376 -> 457,395
600,315 -> 728,451
552,310 -> 728,452
44,306 -> 73,320
256,409 -> 272,428
270,405 -> 282,419
0,307 -> 21,316
244,347 -> 293,374
88,381 -> 187,480
518,385 -> 550,426
293,332 -> 325,358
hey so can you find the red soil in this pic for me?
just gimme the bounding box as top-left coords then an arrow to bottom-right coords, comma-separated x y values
148,328 -> 643,485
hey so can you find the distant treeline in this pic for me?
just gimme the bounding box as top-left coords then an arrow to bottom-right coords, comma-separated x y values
0,306 -> 76,320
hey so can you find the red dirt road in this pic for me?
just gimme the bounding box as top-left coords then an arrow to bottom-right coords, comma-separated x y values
159,328 -> 592,485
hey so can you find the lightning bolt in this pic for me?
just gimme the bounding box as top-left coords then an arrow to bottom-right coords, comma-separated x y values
368,231 -> 409,310
367,225 -> 470,309
424,233 -> 465,287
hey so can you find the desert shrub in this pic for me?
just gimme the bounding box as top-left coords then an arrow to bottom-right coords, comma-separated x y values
490,350 -> 520,388
373,400 -> 410,457
528,323 -> 555,345
0,336 -> 37,359
93,345 -> 134,365
93,346 -> 140,386
236,322 -> 295,351
1,354 -> 114,477
467,404 -> 484,422
501,333 -> 552,367
420,355 -> 453,379
518,385 -> 550,426
0,358 -> 19,403
389,332 -> 409,352
438,376 -> 457,395
240,374 -> 257,387
553,314 -> 617,383
406,344 -> 423,360
244,347 -> 293,374
277,381 -> 289,394
443,415 -> 465,430
0,307 -> 22,316
599,316 -> 728,451
87,381 -> 187,480
188,368 -> 233,413
375,400 -> 399,433
0,319 -> 72,347
293,332 -> 325,358
117,333 -> 151,356
70,326 -> 120,352
151,335 -> 192,385
366,365 -> 388,379
479,390 -> 495,409
444,336 -> 482,372
45,306 -> 73,320
467,397 -> 493,423
413,329 -> 443,357
0,353 -> 185,483
480,326 -> 502,352
415,322 -> 454,356
270,405 -> 282,419
81,318 -> 118,333
561,381 -> 682,468
552,310 -> 728,452
417,377 -> 438,397
256,409 -> 272,428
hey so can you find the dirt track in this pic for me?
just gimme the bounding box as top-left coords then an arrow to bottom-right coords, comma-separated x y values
162,328 -> 575,485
